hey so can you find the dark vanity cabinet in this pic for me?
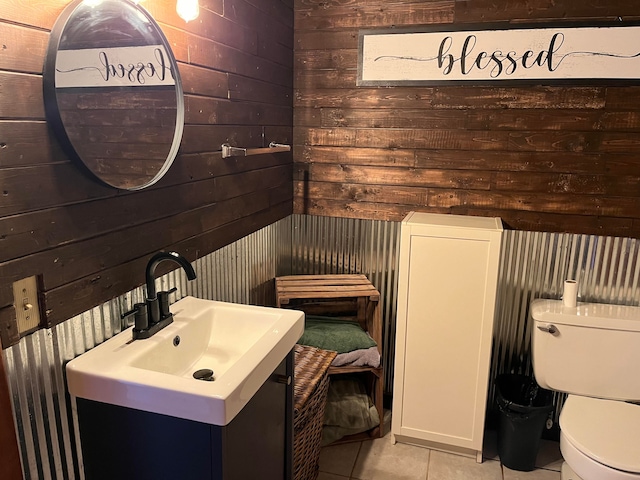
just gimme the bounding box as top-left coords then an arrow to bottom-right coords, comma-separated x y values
74,352 -> 294,480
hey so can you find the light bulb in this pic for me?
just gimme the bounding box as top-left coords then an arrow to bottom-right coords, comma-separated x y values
176,0 -> 199,22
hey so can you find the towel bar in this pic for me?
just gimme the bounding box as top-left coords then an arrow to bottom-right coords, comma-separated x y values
221,142 -> 291,158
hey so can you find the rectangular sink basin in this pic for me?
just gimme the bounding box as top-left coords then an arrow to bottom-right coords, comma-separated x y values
66,296 -> 304,426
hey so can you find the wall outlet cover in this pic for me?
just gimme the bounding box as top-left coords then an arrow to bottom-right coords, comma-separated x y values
12,276 -> 41,335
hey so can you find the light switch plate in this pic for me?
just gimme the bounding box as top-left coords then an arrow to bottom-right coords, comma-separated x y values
12,276 -> 41,334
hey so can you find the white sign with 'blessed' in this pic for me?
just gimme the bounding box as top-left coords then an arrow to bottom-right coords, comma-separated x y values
358,25 -> 640,85
55,45 -> 176,88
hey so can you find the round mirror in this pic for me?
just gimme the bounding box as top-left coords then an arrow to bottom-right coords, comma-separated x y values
43,0 -> 184,190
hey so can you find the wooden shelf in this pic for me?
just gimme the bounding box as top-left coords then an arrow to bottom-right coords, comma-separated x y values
328,427 -> 381,445
275,274 -> 384,442
328,365 -> 382,376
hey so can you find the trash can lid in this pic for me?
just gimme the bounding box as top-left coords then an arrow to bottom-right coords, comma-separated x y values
560,395 -> 640,473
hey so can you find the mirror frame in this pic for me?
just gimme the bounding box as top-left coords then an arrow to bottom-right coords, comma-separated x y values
43,0 -> 185,190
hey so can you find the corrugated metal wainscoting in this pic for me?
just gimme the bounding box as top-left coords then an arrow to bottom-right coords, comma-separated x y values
490,230 -> 640,429
286,214 -> 401,393
2,219 -> 290,480
3,214 -> 640,478
286,216 -> 640,430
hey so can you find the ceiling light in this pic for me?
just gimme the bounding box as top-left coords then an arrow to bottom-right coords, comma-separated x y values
176,0 -> 199,22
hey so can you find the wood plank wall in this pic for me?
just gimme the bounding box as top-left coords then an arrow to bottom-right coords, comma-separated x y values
293,0 -> 640,237
0,0 -> 293,347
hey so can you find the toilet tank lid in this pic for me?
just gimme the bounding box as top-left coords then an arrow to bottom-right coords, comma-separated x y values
531,299 -> 640,332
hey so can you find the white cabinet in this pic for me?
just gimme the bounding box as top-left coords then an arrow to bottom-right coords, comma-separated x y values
391,212 -> 503,462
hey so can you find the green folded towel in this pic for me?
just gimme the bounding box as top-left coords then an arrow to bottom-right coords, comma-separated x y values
298,315 -> 377,354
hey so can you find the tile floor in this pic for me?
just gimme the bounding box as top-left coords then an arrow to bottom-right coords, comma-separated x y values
317,430 -> 563,480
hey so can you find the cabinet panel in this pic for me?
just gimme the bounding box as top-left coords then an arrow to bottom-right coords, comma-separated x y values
402,235 -> 491,441
75,354 -> 293,480
392,212 -> 502,461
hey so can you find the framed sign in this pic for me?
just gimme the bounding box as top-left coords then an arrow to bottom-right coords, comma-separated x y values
55,45 -> 176,88
358,23 -> 640,86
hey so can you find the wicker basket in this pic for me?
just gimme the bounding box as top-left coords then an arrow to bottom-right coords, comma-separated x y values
293,344 -> 337,480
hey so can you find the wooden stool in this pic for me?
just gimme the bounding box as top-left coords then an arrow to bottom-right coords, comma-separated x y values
276,274 -> 384,441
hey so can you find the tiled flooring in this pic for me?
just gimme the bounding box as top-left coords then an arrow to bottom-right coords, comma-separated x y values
318,430 -> 563,480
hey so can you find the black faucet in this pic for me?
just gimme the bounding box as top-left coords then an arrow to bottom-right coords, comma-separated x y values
122,251 -> 197,340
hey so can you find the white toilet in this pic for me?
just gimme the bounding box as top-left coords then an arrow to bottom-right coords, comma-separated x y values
531,299 -> 640,480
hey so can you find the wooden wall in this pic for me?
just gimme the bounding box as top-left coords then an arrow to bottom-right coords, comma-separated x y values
0,0 -> 293,347
293,0 -> 640,238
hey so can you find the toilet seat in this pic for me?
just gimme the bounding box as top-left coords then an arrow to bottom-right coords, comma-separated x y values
560,395 -> 640,479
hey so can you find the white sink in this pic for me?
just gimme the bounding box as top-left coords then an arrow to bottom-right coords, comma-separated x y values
66,296 -> 304,426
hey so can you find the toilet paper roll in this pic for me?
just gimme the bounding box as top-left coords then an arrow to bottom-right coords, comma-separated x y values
563,279 -> 577,308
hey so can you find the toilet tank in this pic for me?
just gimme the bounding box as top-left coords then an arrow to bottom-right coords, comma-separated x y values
531,299 -> 640,401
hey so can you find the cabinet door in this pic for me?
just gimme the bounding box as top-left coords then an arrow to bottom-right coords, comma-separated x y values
394,230 -> 500,452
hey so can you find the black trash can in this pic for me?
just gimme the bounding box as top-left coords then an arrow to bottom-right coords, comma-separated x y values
495,374 -> 554,472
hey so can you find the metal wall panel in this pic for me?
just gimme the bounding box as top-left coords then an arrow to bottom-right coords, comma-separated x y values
4,215 -> 640,478
288,214 -> 401,392
286,218 -> 640,418
490,230 -> 640,428
2,220 -> 288,480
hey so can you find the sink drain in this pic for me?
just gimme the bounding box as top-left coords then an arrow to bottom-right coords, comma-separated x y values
193,368 -> 214,381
